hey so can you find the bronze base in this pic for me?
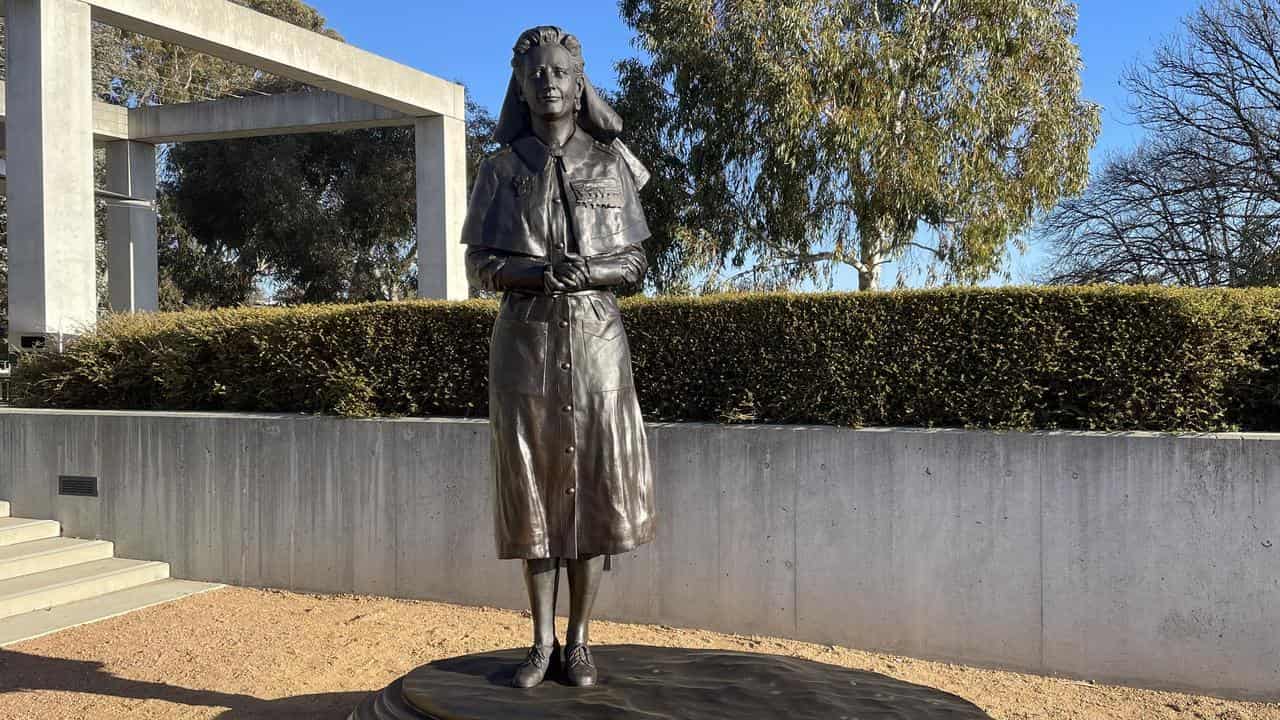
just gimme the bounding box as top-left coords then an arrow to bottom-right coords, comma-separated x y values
349,645 -> 992,719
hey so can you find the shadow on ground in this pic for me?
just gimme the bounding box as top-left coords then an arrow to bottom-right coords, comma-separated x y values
0,648 -> 370,718
1,645 -> 997,720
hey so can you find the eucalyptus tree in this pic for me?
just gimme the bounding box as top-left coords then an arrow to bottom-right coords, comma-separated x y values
619,0 -> 1100,290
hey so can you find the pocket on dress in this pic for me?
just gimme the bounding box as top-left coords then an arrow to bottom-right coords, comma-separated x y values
490,317 -> 548,395
578,315 -> 633,391
574,204 -> 626,248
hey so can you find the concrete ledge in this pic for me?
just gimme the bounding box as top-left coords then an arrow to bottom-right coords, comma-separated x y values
0,409 -> 1276,700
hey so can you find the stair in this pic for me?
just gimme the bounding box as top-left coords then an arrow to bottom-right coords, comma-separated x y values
0,501 -> 221,646
0,517 -> 62,546
0,537 -> 115,581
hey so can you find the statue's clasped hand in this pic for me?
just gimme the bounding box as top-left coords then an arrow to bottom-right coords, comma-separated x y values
544,255 -> 590,293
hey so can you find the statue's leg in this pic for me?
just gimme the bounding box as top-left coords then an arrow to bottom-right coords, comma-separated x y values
513,558 -> 560,688
564,554 -> 604,686
565,555 -> 603,645
523,558 -> 560,646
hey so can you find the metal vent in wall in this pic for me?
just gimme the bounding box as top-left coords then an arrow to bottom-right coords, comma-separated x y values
58,476 -> 98,497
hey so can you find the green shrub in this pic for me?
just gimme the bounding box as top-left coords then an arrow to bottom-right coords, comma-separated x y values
12,286 -> 1280,431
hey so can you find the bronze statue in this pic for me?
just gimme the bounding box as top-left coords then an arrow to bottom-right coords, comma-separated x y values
461,26 -> 655,689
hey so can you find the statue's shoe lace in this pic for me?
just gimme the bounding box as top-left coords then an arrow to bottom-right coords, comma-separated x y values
564,643 -> 598,687
512,641 -> 560,688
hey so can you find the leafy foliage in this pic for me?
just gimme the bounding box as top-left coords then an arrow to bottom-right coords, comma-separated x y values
14,286 -> 1280,432
609,61 -> 712,295
616,0 -> 1100,291
164,127 -> 420,304
156,194 -> 262,311
466,98 -> 501,196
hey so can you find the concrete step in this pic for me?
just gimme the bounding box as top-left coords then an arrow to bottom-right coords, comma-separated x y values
0,579 -> 222,647
0,501 -> 10,518
0,517 -> 60,546
0,557 -> 170,620
0,537 -> 115,581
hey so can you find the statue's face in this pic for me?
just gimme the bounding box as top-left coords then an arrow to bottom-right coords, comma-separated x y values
517,43 -> 581,122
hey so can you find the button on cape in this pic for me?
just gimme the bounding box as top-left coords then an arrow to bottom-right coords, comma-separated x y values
462,130 -> 656,561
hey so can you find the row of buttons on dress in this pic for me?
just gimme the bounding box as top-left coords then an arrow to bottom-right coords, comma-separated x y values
561,328 -> 575,495
550,178 -> 578,500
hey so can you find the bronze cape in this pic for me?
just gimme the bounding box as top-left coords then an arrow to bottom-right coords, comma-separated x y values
463,129 -> 655,560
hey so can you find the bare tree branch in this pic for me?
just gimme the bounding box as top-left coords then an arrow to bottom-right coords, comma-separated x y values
1043,0 -> 1280,288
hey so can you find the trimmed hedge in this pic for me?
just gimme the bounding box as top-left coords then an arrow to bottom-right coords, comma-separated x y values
12,286 -> 1280,431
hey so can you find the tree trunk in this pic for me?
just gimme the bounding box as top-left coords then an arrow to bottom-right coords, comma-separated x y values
858,265 -> 880,291
858,236 -> 883,291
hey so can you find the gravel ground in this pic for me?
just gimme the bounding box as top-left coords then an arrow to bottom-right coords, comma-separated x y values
0,586 -> 1275,720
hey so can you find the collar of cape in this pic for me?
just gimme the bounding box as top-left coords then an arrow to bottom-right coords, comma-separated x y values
461,128 -> 651,258
510,127 -> 602,174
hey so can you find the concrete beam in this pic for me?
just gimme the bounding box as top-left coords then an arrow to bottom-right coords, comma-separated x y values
74,0 -> 464,119
415,116 -> 469,301
2,81 -> 417,145
4,0 -> 98,350
127,89 -> 412,144
0,81 -> 130,143
93,95 -> 129,141
104,141 -> 158,313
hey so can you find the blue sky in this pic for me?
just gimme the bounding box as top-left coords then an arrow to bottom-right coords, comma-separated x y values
310,0 -> 1205,288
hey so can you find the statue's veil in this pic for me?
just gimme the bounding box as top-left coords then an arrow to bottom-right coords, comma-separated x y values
494,73 -> 622,146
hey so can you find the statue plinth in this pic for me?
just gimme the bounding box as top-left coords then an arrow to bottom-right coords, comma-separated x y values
349,645 -> 992,719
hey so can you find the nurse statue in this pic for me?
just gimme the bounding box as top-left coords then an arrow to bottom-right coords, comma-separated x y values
461,26 -> 656,689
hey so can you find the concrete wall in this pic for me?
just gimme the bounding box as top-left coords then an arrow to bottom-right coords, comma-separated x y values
0,409 -> 1276,700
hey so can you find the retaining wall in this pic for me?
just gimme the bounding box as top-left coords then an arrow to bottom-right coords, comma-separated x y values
0,409 -> 1276,699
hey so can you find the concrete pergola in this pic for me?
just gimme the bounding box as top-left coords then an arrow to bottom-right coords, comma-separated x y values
1,0 -> 468,351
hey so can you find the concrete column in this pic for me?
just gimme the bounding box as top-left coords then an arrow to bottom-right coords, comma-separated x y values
4,0 -> 96,351
105,141 -> 159,313
414,115 -> 468,300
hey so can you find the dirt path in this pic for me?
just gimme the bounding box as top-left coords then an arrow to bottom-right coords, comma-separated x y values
0,586 -> 1274,719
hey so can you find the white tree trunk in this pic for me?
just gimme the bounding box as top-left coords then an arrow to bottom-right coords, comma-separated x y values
858,237 -> 883,291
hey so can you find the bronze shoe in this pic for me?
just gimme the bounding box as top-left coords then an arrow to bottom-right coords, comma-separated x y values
564,643 -> 597,687
512,641 -> 560,688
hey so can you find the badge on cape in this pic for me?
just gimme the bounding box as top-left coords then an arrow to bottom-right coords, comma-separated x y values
512,175 -> 534,197
571,179 -> 623,208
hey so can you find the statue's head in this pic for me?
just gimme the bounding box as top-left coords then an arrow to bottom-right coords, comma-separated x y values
494,26 -> 622,145
511,26 -> 586,123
